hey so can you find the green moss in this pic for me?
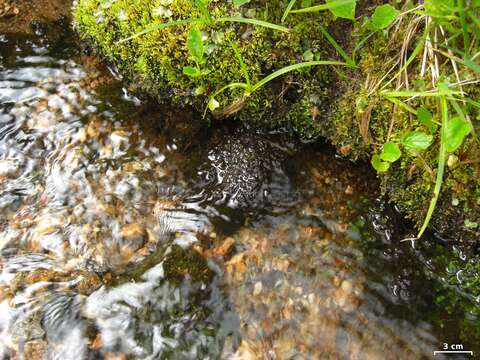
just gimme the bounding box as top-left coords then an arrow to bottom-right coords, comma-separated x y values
163,245 -> 213,283
74,0 -> 339,135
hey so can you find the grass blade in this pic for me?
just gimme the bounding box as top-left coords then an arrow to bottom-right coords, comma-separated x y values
381,89 -> 462,98
319,25 -> 355,66
117,18 -> 202,44
217,16 -> 290,32
290,0 -> 355,14
433,48 -> 480,74
464,98 -> 480,109
281,0 -> 297,22
204,82 -> 249,117
385,97 -> 418,114
417,95 -> 448,239
352,31 -> 375,65
251,60 -> 349,93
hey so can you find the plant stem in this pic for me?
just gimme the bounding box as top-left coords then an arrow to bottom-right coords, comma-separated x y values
319,25 -> 356,67
416,95 -> 448,239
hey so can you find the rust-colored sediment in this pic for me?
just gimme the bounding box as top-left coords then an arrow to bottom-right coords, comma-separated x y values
0,0 -> 72,34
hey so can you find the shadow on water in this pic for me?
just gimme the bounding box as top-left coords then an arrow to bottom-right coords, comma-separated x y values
0,23 -> 478,360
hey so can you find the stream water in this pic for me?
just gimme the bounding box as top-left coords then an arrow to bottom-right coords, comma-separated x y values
0,26 -> 479,360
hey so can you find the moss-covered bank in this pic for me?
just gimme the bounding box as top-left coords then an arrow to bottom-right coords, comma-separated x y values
73,0 -> 480,244
73,0 -> 347,135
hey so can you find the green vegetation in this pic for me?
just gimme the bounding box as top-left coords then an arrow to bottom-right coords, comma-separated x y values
74,0 -> 342,130
74,0 -> 479,243
359,1 -> 479,240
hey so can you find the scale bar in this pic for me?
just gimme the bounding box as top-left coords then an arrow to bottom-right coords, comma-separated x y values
434,351 -> 473,355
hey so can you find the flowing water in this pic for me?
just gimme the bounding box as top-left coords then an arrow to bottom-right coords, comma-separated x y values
0,25 -> 479,360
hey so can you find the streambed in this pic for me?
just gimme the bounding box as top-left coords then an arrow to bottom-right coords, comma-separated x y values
0,22 -> 479,360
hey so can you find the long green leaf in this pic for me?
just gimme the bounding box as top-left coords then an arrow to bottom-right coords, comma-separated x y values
319,25 -> 355,66
117,18 -> 202,43
217,16 -> 290,32
385,97 -> 418,114
468,12 -> 480,37
417,95 -> 448,239
290,0 -> 355,14
194,0 -> 212,23
381,89 -> 462,98
187,27 -> 205,64
352,31 -> 375,64
281,0 -> 297,22
464,97 -> 480,109
251,60 -> 349,93
210,82 -> 249,99
434,47 -> 480,74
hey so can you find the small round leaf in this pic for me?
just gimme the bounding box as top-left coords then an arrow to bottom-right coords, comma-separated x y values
371,154 -> 390,173
401,131 -> 433,152
371,4 -> 400,30
380,142 -> 402,162
445,116 -> 471,153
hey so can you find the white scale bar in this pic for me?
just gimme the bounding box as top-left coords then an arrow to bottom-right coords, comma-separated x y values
434,351 -> 473,355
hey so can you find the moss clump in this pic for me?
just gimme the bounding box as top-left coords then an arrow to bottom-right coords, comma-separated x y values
326,8 -> 480,244
74,0 -> 346,135
163,244 -> 213,283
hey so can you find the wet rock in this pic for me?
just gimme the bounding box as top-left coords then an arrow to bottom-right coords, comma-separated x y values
109,131 -> 129,149
0,0 -> 18,19
203,236 -> 235,260
106,223 -> 149,266
0,159 -> 21,178
252,281 -> 263,296
228,341 -> 258,360
332,278 -> 361,313
10,269 -> 57,292
23,339 -> 47,360
86,116 -> 103,139
119,223 -> 146,251
0,285 -> 13,302
71,271 -> 102,295
104,352 -> 128,360
0,0 -> 72,35
10,268 -> 102,296
11,312 -> 45,344
89,333 -> 102,351
224,253 -> 247,282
